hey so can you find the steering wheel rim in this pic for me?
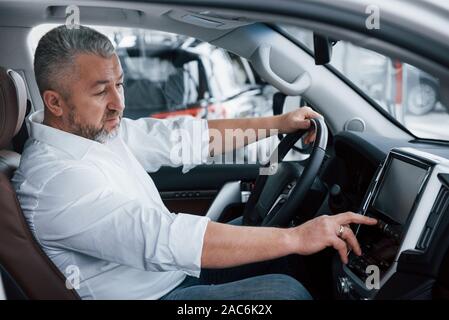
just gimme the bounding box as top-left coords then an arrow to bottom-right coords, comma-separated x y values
242,117 -> 328,227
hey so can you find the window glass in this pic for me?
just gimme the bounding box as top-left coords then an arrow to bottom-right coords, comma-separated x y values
280,25 -> 449,141
29,24 -> 274,122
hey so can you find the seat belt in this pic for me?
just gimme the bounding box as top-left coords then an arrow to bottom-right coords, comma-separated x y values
12,99 -> 31,154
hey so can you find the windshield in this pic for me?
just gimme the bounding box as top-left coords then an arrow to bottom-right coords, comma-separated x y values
280,25 -> 449,141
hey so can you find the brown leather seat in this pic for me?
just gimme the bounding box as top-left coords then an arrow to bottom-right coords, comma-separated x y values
0,66 -> 80,300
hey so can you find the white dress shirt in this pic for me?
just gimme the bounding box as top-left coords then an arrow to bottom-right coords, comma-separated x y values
12,110 -> 211,300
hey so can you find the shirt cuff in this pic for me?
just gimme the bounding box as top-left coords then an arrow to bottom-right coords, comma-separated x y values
168,213 -> 210,277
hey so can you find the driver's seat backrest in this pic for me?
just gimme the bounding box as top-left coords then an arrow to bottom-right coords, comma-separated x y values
0,66 -> 80,299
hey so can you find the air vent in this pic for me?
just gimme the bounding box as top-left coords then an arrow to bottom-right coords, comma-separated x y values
416,186 -> 449,250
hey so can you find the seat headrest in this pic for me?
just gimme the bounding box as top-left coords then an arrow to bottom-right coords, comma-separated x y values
0,67 -> 27,149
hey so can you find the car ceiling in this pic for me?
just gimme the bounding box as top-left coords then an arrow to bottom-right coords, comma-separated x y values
2,0 -> 449,47
2,0 -> 449,78
0,0 -> 251,43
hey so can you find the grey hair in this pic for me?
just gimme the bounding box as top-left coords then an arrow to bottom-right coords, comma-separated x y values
34,25 -> 115,98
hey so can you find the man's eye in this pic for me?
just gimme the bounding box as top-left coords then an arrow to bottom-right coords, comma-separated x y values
117,82 -> 124,88
95,90 -> 106,96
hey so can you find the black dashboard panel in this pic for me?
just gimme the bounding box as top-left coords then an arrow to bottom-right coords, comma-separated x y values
348,151 -> 433,284
326,132 -> 449,213
334,131 -> 449,164
329,132 -> 449,300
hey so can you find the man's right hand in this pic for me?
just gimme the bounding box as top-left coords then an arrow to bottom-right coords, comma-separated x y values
290,212 -> 377,264
201,211 -> 377,269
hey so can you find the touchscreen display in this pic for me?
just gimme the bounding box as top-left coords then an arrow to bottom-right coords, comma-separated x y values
372,157 -> 428,225
348,156 -> 430,281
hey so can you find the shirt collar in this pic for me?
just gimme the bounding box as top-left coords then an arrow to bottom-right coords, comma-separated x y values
27,110 -> 103,159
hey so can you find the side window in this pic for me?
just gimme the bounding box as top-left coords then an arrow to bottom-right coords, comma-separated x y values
29,24 -> 277,123
29,24 -> 301,162
107,29 -> 208,120
118,48 -> 205,119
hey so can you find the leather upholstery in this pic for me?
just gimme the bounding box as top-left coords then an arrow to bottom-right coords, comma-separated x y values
0,67 -> 26,149
0,67 -> 80,299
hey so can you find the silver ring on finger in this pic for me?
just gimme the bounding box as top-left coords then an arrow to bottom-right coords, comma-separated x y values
337,225 -> 345,238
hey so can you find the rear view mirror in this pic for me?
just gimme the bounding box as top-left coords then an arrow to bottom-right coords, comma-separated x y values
313,33 -> 337,65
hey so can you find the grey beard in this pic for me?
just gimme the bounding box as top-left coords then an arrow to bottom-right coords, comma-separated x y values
67,108 -> 122,143
93,123 -> 120,143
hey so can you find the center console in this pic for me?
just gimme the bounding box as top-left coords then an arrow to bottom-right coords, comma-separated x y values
333,147 -> 449,299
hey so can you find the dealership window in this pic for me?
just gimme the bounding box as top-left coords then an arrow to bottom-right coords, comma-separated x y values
28,24 -> 273,121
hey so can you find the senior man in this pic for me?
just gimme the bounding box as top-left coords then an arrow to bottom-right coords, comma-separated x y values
12,25 -> 376,300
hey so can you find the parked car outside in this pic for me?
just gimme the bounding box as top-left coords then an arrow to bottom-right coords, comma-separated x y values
113,29 -> 273,121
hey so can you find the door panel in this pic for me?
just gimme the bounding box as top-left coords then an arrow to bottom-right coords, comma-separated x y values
150,164 -> 260,191
149,164 -> 259,216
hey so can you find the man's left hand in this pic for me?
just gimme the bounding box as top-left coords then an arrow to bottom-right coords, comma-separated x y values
281,107 -> 323,144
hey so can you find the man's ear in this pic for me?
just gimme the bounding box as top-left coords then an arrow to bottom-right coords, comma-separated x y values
42,90 -> 64,117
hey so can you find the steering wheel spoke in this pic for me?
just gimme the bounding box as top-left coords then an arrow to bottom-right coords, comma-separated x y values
264,181 -> 297,225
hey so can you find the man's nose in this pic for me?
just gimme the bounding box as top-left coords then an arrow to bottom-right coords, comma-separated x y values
108,87 -> 125,112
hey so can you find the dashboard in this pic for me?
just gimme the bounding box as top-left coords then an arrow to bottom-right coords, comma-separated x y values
327,132 -> 449,300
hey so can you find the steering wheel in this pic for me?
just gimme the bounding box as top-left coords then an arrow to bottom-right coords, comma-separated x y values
242,117 -> 328,227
